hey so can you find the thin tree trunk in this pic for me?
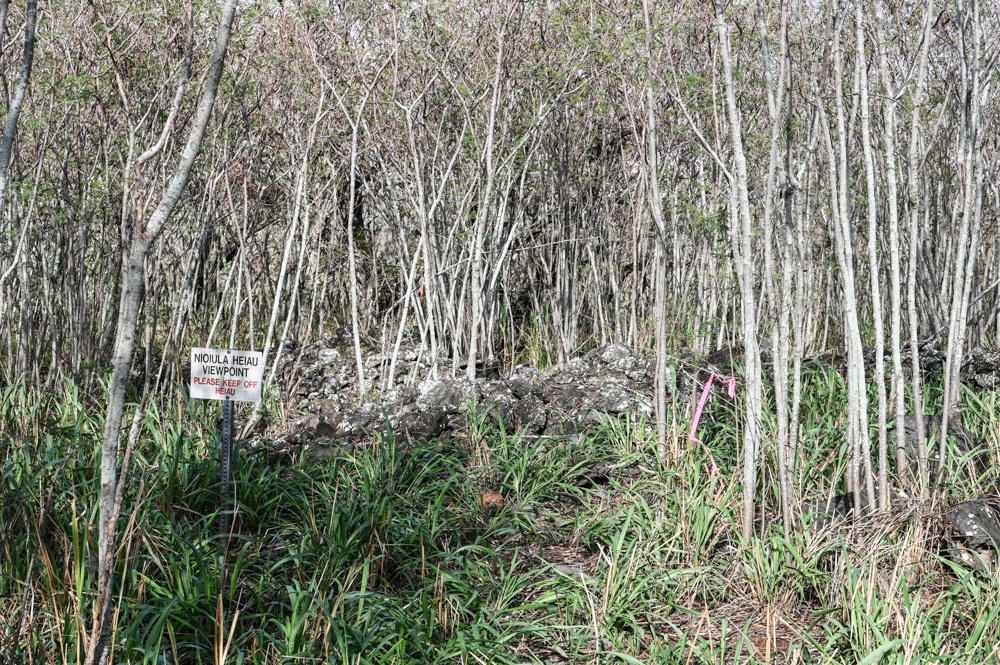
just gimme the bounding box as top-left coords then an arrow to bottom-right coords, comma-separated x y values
320,51 -> 392,395
777,4 -> 796,529
875,13 -> 909,489
905,0 -> 936,496
87,3 -> 238,663
820,3 -> 873,512
0,0 -> 36,228
715,0 -> 764,539
0,0 -> 37,354
857,2 -> 889,510
758,0 -> 793,531
941,0 -> 992,483
467,13 -> 508,380
642,0 -> 669,462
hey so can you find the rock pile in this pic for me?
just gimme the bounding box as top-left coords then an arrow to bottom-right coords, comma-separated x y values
272,338 -> 656,452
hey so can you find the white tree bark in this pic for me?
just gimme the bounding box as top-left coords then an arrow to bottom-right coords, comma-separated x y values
874,12 -> 909,490
642,0 -> 669,463
905,0 -> 936,495
0,0 -> 36,227
715,0 -> 764,539
825,3 -> 873,511
757,0 -> 793,531
88,2 -> 239,663
467,12 -> 508,380
0,0 -> 37,325
941,0 -> 992,481
856,2 -> 889,510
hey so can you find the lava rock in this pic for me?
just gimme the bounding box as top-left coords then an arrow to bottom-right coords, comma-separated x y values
800,493 -> 860,530
277,343 -> 661,454
547,386 -> 588,413
507,373 -> 543,400
963,348 -> 1000,389
598,343 -> 632,365
292,401 -> 344,441
947,501 -> 1000,549
894,414 -> 983,486
394,407 -> 449,439
945,499 -> 1000,575
591,383 -> 632,414
510,393 -> 547,433
418,378 -> 478,415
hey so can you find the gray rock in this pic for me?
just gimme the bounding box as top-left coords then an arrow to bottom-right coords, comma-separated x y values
945,499 -> 1000,575
383,385 -> 419,407
962,348 -> 1000,390
480,392 -> 518,427
507,375 -> 542,400
317,348 -> 342,365
972,373 -> 999,389
510,364 -> 538,381
562,358 -> 590,375
552,564 -> 589,582
292,400 -> 344,441
947,501 -> 1000,549
510,394 -> 547,433
599,343 -> 632,365
800,493 -> 860,530
548,387 -> 587,413
633,395 -> 654,415
417,378 -> 477,414
591,385 -> 631,413
339,411 -> 377,436
625,367 -> 649,382
894,414 -> 983,486
394,407 -> 448,439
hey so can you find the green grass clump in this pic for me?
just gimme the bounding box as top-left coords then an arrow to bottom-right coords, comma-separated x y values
3,373 -> 1000,663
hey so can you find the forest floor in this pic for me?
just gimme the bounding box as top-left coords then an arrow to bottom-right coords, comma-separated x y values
3,366 -> 1000,664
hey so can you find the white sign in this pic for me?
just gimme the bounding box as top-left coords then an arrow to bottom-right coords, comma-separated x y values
190,347 -> 264,403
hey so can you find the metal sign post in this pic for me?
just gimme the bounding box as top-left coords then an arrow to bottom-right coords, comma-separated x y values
221,398 -> 234,484
191,347 -> 263,537
219,397 -> 234,536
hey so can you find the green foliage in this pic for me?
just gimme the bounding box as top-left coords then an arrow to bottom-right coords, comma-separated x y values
5,379 -> 1000,663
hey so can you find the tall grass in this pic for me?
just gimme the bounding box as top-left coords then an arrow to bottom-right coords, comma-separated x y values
2,368 -> 1000,663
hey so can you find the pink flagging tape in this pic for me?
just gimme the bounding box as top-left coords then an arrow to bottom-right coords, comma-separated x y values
688,372 -> 737,478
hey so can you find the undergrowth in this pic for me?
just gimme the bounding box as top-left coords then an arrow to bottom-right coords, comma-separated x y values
2,369 -> 1000,663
